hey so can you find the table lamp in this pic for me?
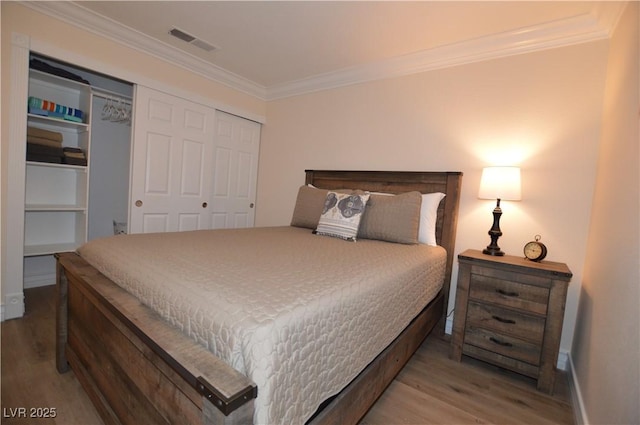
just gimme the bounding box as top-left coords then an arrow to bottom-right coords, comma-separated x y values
478,166 -> 521,256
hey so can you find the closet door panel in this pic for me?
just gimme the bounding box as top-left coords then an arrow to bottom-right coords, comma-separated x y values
178,213 -> 201,231
142,214 -> 170,234
213,147 -> 232,196
210,111 -> 261,230
180,139 -> 206,196
130,86 -> 215,233
145,132 -> 172,194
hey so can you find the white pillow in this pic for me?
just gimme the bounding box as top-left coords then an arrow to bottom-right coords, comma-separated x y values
419,192 -> 446,246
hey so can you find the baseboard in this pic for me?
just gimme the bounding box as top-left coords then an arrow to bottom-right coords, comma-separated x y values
557,349 -> 569,371
445,316 -> 454,335
4,269 -> 55,321
567,353 -> 588,425
23,271 -> 56,289
2,292 -> 25,321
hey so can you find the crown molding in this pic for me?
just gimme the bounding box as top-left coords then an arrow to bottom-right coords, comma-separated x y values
21,1 -> 268,100
266,9 -> 617,100
21,1 -> 624,102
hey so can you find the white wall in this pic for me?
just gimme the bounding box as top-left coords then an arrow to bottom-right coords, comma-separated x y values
573,3 -> 639,424
257,40 -> 609,356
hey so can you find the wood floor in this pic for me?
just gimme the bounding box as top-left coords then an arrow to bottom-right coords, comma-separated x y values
2,286 -> 575,425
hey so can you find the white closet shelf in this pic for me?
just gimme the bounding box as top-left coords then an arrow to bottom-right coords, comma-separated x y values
30,68 -> 91,91
28,113 -> 89,130
26,161 -> 87,171
25,204 -> 87,212
24,242 -> 81,257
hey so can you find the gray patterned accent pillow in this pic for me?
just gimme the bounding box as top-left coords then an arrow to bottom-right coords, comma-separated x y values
314,191 -> 370,241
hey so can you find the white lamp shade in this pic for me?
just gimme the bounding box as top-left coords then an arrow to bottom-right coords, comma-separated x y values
478,166 -> 522,201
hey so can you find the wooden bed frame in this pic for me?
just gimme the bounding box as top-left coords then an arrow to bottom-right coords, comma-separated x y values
55,170 -> 462,425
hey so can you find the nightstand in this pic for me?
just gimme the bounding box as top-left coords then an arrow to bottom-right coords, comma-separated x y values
450,249 -> 572,394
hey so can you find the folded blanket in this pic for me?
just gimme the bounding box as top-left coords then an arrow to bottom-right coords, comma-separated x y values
27,126 -> 63,142
26,152 -> 62,164
62,157 -> 87,166
30,58 -> 91,85
27,142 -> 63,156
27,135 -> 63,148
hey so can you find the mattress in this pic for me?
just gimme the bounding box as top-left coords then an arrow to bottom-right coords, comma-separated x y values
77,226 -> 446,425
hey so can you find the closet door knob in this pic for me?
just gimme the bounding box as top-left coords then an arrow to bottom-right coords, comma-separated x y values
250,203 -> 255,208
202,202 -> 208,208
135,200 -> 143,207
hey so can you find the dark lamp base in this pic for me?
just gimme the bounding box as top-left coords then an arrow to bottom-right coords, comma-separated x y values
483,247 -> 505,256
483,200 -> 505,256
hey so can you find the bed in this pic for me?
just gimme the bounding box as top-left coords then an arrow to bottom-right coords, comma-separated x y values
55,170 -> 462,425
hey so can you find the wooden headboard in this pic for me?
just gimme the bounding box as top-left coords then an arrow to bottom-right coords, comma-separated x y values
305,170 -> 463,323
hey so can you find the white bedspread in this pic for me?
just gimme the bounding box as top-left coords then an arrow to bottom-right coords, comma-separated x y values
78,226 -> 446,425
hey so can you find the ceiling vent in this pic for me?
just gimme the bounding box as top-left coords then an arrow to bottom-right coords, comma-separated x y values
169,27 -> 217,52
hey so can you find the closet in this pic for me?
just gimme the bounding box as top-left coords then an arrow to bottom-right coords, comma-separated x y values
23,54 -> 133,288
6,42 -> 262,320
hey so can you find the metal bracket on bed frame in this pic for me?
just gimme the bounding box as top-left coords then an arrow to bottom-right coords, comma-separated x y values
196,377 -> 258,416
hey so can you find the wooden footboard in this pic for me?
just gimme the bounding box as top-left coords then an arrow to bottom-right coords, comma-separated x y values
56,252 -> 257,425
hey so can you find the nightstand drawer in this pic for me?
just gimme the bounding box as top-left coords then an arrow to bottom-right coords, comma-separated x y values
469,274 -> 549,315
464,325 -> 541,365
467,301 -> 545,344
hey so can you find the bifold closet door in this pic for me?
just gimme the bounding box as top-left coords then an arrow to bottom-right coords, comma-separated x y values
130,86 -> 215,233
210,111 -> 261,229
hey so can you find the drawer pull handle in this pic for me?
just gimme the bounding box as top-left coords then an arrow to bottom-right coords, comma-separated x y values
496,288 -> 519,297
489,337 -> 513,347
492,315 -> 516,324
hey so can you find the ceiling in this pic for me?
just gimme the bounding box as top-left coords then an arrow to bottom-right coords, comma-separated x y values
28,1 -> 624,100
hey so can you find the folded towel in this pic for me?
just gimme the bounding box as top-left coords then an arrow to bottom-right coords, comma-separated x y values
42,100 -> 56,112
28,106 -> 49,117
27,126 -> 63,142
47,111 -> 84,123
63,115 -> 83,123
27,142 -> 64,157
27,136 -> 62,148
53,104 -> 83,119
62,156 -> 87,166
28,97 -> 42,109
63,152 -> 86,159
26,152 -> 62,164
28,97 -> 84,121
62,147 -> 87,163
